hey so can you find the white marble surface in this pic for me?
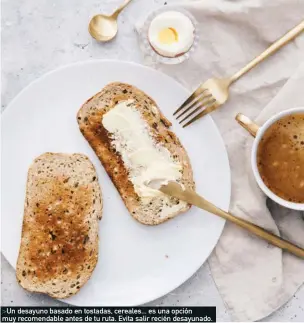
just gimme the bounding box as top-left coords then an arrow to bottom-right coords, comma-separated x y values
1,0 -> 303,321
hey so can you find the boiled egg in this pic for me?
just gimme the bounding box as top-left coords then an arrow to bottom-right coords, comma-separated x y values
148,11 -> 195,58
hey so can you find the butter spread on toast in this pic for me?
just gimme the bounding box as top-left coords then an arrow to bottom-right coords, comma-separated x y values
102,100 -> 187,216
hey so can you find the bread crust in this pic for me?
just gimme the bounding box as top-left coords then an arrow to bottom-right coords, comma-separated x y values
16,153 -> 102,299
77,82 -> 195,225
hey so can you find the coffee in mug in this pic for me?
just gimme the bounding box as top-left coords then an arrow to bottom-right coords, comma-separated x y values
256,113 -> 304,203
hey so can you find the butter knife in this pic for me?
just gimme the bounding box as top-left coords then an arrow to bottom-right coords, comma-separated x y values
158,181 -> 304,259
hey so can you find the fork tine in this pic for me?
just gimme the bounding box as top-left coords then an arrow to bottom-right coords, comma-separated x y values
176,93 -> 212,120
173,86 -> 207,116
178,98 -> 215,124
182,103 -> 218,128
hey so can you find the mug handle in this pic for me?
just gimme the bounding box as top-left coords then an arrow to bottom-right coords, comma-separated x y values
235,113 -> 260,138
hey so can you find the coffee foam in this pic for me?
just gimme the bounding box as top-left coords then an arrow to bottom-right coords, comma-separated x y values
257,113 -> 304,204
276,115 -> 304,150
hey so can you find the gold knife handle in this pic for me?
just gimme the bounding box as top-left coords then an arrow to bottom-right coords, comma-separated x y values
160,182 -> 304,259
195,194 -> 304,259
229,19 -> 304,84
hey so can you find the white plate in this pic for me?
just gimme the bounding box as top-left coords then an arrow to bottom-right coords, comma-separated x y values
1,60 -> 230,306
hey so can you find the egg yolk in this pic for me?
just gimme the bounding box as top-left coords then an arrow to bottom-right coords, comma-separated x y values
158,27 -> 178,44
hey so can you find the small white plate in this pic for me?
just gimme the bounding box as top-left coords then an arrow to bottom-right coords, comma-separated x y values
1,60 -> 230,306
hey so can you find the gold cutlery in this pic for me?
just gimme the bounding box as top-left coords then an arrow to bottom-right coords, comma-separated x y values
158,181 -> 304,259
89,0 -> 133,42
174,19 -> 304,128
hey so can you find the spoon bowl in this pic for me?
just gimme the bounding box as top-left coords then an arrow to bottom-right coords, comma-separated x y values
88,0 -> 132,42
89,14 -> 118,42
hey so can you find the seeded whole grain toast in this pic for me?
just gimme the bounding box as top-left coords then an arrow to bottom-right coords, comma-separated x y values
16,153 -> 102,299
77,82 -> 195,225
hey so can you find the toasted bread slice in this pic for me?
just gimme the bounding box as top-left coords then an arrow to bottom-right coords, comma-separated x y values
16,153 -> 102,299
77,82 -> 194,225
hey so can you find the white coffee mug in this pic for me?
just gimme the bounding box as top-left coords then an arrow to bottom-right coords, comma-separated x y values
236,107 -> 304,211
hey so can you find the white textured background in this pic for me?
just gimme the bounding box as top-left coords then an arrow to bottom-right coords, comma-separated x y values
1,0 -> 304,321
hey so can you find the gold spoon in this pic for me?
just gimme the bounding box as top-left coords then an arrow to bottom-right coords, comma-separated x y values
89,0 -> 133,42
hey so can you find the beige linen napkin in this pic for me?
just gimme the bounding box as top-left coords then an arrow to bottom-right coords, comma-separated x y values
135,0 -> 304,321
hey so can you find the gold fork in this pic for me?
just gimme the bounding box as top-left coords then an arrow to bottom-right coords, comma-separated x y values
174,19 -> 304,128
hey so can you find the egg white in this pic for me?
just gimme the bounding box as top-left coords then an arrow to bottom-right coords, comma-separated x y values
148,11 -> 195,58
